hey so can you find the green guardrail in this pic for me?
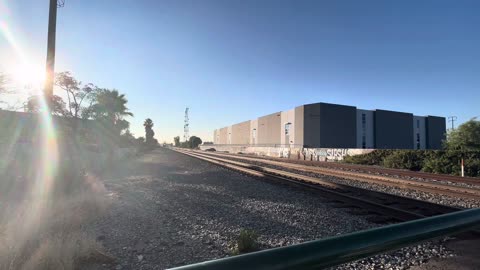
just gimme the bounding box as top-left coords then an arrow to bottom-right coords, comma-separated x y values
168,208 -> 480,270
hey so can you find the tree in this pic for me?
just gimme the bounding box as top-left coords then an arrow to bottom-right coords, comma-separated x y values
84,89 -> 133,135
136,137 -> 145,144
119,129 -> 136,147
174,136 -> 180,147
26,95 -> 68,116
445,118 -> 480,151
144,118 -> 155,146
55,71 -> 96,118
189,136 -> 202,149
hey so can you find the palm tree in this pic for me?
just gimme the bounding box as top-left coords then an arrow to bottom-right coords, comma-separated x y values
82,89 -> 133,140
86,89 -> 133,135
144,118 -> 155,145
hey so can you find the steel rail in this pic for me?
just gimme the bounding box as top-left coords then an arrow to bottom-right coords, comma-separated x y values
198,151 -> 480,200
298,157 -> 480,184
180,150 -> 459,215
212,150 -> 480,185
175,149 -> 459,221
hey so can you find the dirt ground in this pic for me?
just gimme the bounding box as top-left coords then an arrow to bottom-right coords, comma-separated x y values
412,237 -> 480,270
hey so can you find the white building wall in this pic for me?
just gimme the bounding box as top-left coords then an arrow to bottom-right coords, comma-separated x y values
213,129 -> 218,144
413,116 -> 426,150
280,109 -> 295,145
227,126 -> 232,144
356,109 -> 374,148
250,119 -> 258,145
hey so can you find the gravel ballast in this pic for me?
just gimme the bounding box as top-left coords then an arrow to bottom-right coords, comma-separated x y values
206,153 -> 480,209
87,148 -> 454,270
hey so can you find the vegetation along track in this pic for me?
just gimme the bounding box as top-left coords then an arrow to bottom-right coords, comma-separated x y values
195,150 -> 480,201
173,148 -> 461,224
323,161 -> 480,186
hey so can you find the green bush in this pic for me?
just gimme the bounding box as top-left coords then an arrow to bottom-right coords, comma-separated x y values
422,150 -> 480,177
343,150 -> 394,165
383,150 -> 428,171
345,149 -> 480,177
464,158 -> 480,177
233,229 -> 258,254
421,151 -> 458,175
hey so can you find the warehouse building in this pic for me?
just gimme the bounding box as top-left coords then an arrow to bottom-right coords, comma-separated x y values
213,102 -> 446,150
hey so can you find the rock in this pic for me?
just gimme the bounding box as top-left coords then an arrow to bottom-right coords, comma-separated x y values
97,235 -> 106,241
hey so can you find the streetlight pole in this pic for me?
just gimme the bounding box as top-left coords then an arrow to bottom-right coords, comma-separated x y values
44,0 -> 58,108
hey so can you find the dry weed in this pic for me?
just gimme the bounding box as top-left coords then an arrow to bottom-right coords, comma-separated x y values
0,173 -> 112,270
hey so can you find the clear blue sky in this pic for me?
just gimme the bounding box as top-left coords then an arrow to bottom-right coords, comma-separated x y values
1,0 -> 479,142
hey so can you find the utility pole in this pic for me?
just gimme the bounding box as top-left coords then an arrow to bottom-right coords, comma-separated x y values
448,116 -> 457,131
44,0 -> 64,109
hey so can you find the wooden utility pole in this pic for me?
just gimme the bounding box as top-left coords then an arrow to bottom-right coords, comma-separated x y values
44,0 -> 58,109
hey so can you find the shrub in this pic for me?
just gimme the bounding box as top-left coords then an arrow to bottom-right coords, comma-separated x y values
233,229 -> 259,254
343,150 -> 394,165
382,150 -> 428,171
422,150 -> 480,177
344,149 -> 480,177
421,150 -> 458,175
464,158 -> 480,177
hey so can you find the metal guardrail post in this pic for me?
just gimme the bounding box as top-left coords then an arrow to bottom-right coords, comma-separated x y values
168,208 -> 480,270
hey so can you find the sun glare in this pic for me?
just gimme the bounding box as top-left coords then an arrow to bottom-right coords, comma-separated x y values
0,20 -> 45,91
10,63 -> 45,90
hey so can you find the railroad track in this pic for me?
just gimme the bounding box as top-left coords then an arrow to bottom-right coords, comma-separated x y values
173,148 -> 461,224
220,151 -> 480,186
194,150 -> 480,200
319,161 -> 480,186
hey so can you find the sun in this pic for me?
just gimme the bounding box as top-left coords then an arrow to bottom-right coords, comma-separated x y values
10,63 -> 45,90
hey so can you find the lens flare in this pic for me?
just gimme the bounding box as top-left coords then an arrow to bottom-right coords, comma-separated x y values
0,21 -> 25,62
36,96 -> 59,199
0,17 -> 59,223
0,21 -> 45,91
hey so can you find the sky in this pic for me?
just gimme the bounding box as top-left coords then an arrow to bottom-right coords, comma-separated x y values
0,0 -> 479,143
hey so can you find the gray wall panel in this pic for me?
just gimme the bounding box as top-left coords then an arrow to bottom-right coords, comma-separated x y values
426,116 -> 446,149
374,110 -> 414,149
319,103 -> 357,148
303,104 -> 321,147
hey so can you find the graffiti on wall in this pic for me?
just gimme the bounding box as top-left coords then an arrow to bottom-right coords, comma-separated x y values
198,145 -> 372,161
302,148 -> 372,161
